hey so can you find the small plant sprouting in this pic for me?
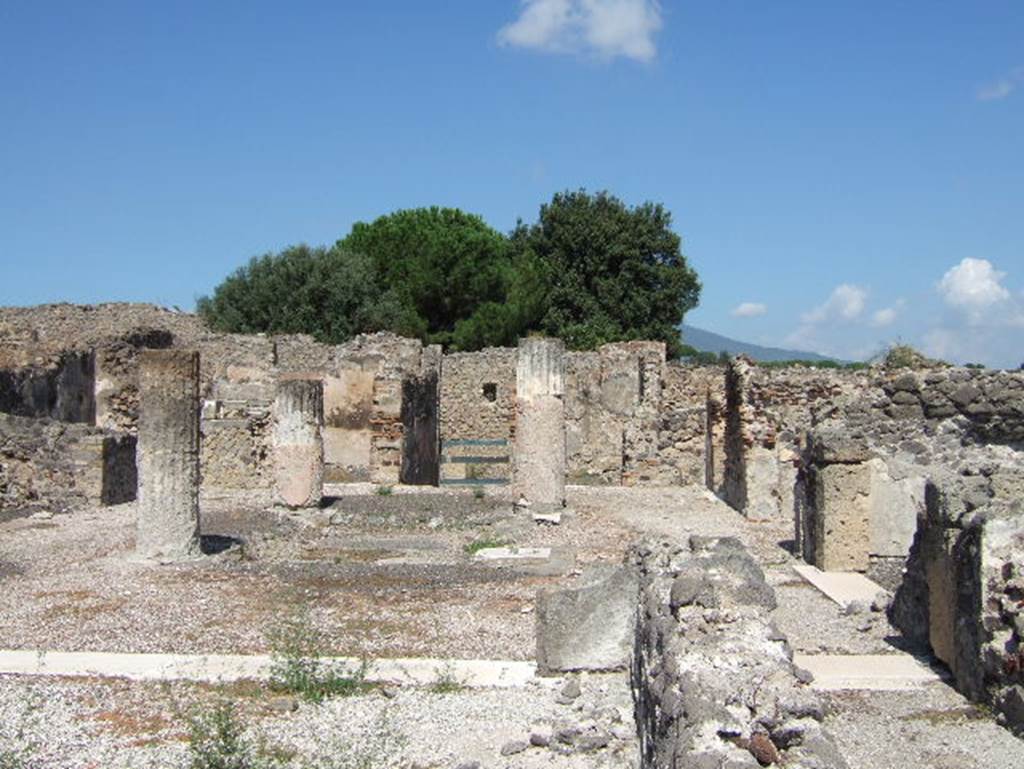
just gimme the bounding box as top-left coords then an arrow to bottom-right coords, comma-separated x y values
463,537 -> 509,556
472,486 -> 485,500
375,485 -> 393,496
428,662 -> 466,694
266,608 -> 374,703
186,699 -> 256,769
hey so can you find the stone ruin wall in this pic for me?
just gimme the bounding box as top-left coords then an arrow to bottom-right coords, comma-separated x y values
438,348 -> 517,486
437,341 -> 724,489
0,303 -> 739,507
660,363 -> 725,490
723,358 -> 874,522
0,412 -> 135,513
0,349 -> 96,425
796,367 -> 1024,580
717,360 -> 1024,733
0,306 -> 442,507
563,343 -> 722,487
632,536 -> 847,768
196,331 -> 438,492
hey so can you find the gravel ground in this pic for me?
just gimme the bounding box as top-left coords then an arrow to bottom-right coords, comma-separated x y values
767,570 -> 903,655
0,671 -> 636,769
823,685 -> 1024,769
3,483 -> 1023,767
0,489 -> 637,661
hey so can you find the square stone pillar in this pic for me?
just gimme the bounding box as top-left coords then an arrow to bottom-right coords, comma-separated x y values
805,426 -> 873,572
136,350 -> 200,560
514,338 -> 566,511
274,376 -> 324,508
811,462 -> 872,571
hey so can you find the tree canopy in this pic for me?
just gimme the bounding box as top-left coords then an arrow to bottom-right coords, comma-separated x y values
196,245 -> 414,342
336,207 -> 527,349
509,190 -> 700,357
197,191 -> 701,355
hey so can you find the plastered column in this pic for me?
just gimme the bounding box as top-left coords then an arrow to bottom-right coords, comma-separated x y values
135,350 -> 200,560
274,376 -> 324,508
514,338 -> 566,511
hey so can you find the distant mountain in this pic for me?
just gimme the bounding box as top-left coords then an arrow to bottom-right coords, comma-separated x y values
680,324 -> 839,363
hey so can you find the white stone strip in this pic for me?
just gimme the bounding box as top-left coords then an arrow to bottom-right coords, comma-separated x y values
472,546 -> 552,561
0,650 -> 541,688
794,653 -> 946,691
792,564 -> 883,608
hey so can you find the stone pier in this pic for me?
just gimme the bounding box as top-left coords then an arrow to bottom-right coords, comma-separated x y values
273,376 -> 324,508
514,337 -> 566,511
135,350 -> 201,560
805,426 -> 872,572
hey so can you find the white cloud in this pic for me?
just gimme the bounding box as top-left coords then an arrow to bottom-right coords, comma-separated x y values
937,258 -> 1010,323
977,66 -> 1024,102
801,284 -> 867,324
870,298 -> 905,328
497,0 -> 662,62
731,302 -> 767,318
871,307 -> 897,327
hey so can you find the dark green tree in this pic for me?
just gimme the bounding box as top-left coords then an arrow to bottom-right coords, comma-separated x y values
509,190 -> 700,357
338,207 -> 525,349
197,245 -> 414,343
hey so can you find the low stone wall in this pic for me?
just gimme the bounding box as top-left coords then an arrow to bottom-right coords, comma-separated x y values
891,472 -> 1024,735
0,413 -> 135,512
632,536 -> 846,768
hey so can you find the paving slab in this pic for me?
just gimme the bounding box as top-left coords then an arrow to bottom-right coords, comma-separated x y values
793,563 -> 883,607
0,649 -> 542,688
795,653 -> 947,691
472,546 -> 552,561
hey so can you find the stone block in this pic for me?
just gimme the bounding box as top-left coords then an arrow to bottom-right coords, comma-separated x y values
868,458 -> 924,558
536,565 -> 638,674
744,445 -> 782,521
812,461 -> 871,572
807,427 -> 870,465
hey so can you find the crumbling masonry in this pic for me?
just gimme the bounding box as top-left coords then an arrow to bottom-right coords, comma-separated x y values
2,303 -> 1024,732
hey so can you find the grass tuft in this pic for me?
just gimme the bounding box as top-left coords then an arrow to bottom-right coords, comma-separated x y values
463,537 -> 510,556
266,609 -> 375,703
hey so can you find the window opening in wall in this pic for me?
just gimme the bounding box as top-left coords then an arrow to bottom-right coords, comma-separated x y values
482,383 -> 497,402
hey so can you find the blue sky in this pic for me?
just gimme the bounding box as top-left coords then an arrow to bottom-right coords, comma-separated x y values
1,1 -> 1021,366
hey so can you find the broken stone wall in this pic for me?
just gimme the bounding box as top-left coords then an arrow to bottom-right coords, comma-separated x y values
659,363 -> 725,490
724,358 -> 871,521
890,472 -> 1024,735
438,348 -> 517,487
632,536 -> 847,768
195,335 -> 276,499
797,367 -> 1024,584
565,342 -> 667,486
0,413 -> 136,512
0,350 -> 96,424
441,342 -> 722,490
94,329 -> 175,432
336,333 -> 434,485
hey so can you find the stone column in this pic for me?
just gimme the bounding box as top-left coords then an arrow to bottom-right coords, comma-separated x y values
806,427 -> 872,572
136,350 -> 200,560
514,337 -> 566,511
273,376 -> 324,508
